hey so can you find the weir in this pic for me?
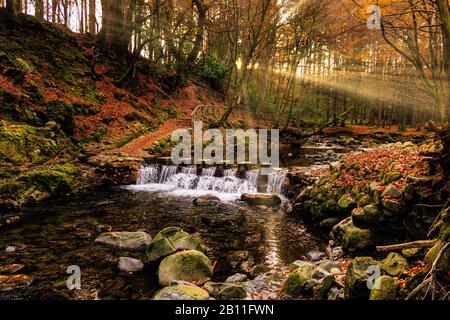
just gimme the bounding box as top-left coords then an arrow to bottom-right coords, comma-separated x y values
136,164 -> 288,195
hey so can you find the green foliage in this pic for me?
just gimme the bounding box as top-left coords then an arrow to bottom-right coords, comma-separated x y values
201,54 -> 229,90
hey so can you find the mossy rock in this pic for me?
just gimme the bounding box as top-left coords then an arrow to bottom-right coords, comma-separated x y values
280,261 -> 315,297
55,163 -> 79,175
158,250 -> 213,286
0,123 -> 74,166
337,194 -> 357,213
345,256 -> 381,299
0,180 -> 26,199
402,248 -> 422,260
332,217 -> 354,241
18,170 -> 73,195
319,217 -> 340,229
382,198 -> 405,213
251,264 -> 270,276
358,194 -> 372,208
369,275 -> 398,300
342,227 -> 375,251
217,285 -> 247,300
424,243 -> 450,272
381,253 -> 409,276
352,204 -> 383,227
382,172 -> 403,185
153,284 -> 209,300
146,227 -> 207,262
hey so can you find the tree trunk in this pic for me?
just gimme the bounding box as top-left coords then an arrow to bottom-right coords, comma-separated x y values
89,0 -> 96,33
5,0 -> 15,21
187,0 -> 206,64
35,0 -> 44,20
100,0 -> 131,63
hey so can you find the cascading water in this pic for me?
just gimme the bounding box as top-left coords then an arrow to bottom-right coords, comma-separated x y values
136,166 -> 159,185
267,170 -> 288,194
158,165 -> 178,183
135,165 -> 287,196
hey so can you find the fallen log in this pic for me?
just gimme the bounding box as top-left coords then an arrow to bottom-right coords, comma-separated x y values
376,240 -> 438,252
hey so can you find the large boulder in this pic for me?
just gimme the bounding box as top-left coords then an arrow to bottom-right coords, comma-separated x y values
381,253 -> 409,276
158,250 -> 213,286
352,205 -> 383,227
95,231 -> 152,251
369,275 -> 398,300
342,227 -> 375,251
345,256 -> 381,299
241,194 -> 282,207
146,227 -> 207,262
153,284 -> 209,300
280,261 -> 315,297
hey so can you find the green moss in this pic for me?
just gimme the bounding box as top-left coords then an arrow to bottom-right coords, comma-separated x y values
358,194 -> 372,208
0,180 -> 26,199
18,170 -> 73,194
281,261 -> 315,297
345,256 -> 381,299
0,123 -> 73,165
55,163 -> 79,175
342,227 -> 375,251
382,172 -> 403,185
158,250 -> 213,286
381,253 -> 409,276
369,276 -> 398,300
218,285 -> 247,300
153,284 -> 209,300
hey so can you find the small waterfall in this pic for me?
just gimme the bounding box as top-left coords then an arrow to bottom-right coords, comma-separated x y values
181,166 -> 197,175
224,169 -> 237,177
137,166 -> 159,185
267,170 -> 288,194
135,165 -> 286,195
245,170 -> 259,188
158,165 -> 178,183
202,167 -> 217,177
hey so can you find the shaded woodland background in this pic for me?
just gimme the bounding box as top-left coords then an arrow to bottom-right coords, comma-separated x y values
1,0 -> 449,131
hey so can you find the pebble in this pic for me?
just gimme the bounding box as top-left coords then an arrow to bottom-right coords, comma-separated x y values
225,273 -> 248,284
118,257 -> 144,273
5,246 -> 16,253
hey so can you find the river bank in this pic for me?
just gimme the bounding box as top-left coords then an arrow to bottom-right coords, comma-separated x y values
2,136 -> 448,300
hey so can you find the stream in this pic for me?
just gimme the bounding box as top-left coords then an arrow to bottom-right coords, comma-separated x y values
0,146 -> 342,300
